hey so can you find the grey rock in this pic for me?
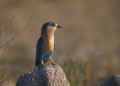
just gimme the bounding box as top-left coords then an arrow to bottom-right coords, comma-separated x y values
16,63 -> 70,86
101,75 -> 120,86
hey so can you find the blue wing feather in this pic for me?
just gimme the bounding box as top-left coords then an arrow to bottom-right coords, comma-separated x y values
36,37 -> 43,66
54,39 -> 56,49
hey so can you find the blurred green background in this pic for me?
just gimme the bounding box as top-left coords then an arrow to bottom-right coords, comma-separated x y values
0,0 -> 120,86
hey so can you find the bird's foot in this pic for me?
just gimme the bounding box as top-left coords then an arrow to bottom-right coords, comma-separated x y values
50,61 -> 55,65
51,62 -> 55,65
41,60 -> 44,64
49,58 -> 55,65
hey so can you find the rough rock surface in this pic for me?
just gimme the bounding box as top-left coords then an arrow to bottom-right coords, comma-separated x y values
101,75 -> 120,86
16,63 -> 70,86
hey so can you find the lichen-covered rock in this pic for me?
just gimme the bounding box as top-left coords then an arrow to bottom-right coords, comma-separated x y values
16,63 -> 70,86
101,75 -> 120,86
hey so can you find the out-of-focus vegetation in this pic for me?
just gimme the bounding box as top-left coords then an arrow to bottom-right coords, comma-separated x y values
0,0 -> 120,86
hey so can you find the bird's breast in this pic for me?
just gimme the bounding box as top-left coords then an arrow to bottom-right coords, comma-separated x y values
43,38 -> 54,51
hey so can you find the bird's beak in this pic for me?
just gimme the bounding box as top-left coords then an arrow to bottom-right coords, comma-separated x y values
57,25 -> 62,28
55,24 -> 62,28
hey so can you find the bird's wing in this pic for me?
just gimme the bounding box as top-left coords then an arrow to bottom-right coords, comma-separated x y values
54,39 -> 56,49
36,37 -> 44,66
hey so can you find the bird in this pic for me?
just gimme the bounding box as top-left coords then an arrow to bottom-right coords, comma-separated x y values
35,22 -> 62,67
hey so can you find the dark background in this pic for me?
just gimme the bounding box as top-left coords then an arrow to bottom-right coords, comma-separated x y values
0,0 -> 120,86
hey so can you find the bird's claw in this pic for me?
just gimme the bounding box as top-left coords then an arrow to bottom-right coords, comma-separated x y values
51,62 -> 55,65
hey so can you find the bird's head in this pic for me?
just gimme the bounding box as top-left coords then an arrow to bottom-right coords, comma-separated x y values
41,22 -> 62,37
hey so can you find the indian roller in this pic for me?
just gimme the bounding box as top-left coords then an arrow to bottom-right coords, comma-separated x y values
36,22 -> 62,67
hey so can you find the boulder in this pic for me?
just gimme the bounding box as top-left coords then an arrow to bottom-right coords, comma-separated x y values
101,75 -> 120,86
16,63 -> 70,86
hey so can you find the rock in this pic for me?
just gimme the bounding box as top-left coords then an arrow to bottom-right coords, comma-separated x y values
101,75 -> 120,86
16,63 -> 70,86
